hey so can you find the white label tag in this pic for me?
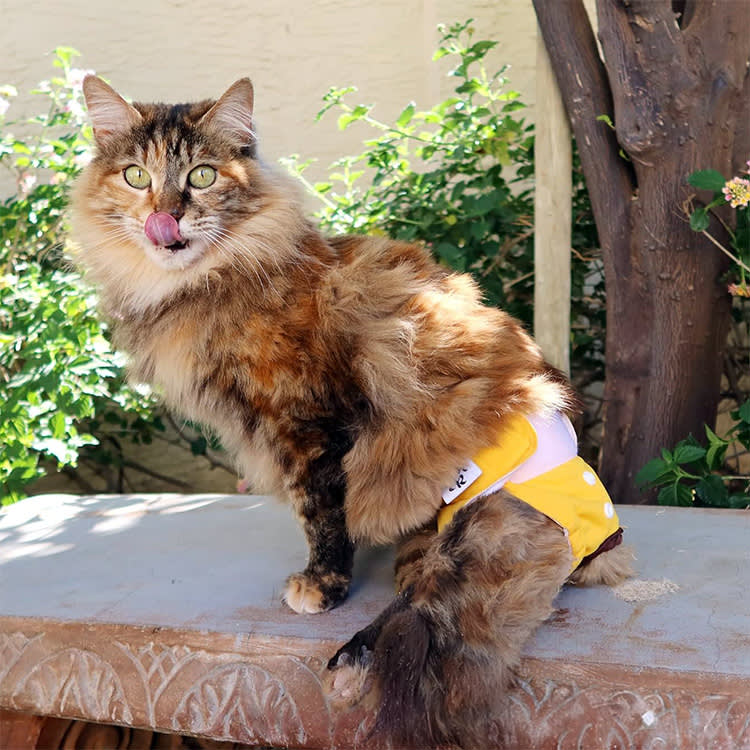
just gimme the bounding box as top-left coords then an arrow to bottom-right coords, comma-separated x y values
442,460 -> 483,504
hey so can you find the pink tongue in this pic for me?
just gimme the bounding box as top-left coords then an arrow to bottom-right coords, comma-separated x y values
144,212 -> 183,246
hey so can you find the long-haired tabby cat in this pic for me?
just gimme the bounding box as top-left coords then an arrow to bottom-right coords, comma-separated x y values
72,76 -> 633,748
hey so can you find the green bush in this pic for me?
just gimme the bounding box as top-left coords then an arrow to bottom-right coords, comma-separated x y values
286,19 -> 604,389
635,407 -> 750,507
0,49 -> 165,503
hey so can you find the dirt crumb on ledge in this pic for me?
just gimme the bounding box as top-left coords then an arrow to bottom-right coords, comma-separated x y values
613,578 -> 680,603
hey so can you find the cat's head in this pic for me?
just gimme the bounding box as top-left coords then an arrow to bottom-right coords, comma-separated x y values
71,77 -> 303,310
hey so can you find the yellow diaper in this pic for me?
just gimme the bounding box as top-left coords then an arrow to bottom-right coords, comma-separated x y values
437,413 -> 621,569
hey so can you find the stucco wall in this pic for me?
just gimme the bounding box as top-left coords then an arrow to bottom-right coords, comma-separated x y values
0,0 -> 544,188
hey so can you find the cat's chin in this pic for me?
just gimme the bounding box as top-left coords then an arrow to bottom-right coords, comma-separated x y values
143,239 -> 208,271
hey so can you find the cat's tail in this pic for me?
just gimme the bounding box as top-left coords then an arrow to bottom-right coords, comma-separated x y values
368,605 -> 514,748
327,492 -> 585,748
330,601 -> 505,748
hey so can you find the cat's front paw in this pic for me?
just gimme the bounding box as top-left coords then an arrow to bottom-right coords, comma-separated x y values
283,571 -> 350,614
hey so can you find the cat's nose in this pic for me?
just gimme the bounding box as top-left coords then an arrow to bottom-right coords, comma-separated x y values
154,198 -> 184,221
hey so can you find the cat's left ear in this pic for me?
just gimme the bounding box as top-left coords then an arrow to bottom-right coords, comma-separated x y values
82,76 -> 143,145
199,78 -> 256,150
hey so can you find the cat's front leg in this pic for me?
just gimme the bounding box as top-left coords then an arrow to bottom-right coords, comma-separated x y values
284,500 -> 355,614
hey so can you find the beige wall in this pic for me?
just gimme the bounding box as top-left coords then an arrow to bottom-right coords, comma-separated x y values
1,1 -> 546,188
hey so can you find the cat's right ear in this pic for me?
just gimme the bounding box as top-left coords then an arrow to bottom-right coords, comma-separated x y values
82,76 -> 142,145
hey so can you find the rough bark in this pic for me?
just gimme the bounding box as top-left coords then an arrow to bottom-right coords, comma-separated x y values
533,0 -> 750,502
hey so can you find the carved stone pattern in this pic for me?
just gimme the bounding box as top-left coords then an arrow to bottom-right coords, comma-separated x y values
172,662 -> 307,746
509,676 -> 750,750
10,648 -> 133,726
0,632 -> 36,685
116,641 -> 324,744
4,627 -> 750,748
116,641 -> 198,725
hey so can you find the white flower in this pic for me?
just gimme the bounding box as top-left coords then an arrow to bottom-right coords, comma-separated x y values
64,98 -> 85,120
73,150 -> 92,168
18,173 -> 37,195
67,68 -> 95,91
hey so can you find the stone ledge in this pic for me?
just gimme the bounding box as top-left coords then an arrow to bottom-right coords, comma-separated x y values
1,495 -> 749,748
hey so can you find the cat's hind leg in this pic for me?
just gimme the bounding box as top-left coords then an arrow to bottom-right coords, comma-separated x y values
568,540 -> 635,586
326,524 -> 434,678
327,491 -> 573,748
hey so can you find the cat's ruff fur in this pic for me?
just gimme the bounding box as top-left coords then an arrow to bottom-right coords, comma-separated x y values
72,76 -> 633,748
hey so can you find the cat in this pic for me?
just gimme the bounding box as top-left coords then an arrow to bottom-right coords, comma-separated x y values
71,75 -> 633,748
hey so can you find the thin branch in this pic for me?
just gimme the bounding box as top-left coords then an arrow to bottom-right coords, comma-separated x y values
723,350 -> 742,404
151,429 -> 235,475
701,230 -> 750,275
120,458 -> 192,489
60,465 -> 98,494
164,413 -> 235,474
532,0 -> 634,264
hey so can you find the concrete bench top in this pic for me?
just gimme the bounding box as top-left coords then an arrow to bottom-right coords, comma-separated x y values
1,495 -> 749,748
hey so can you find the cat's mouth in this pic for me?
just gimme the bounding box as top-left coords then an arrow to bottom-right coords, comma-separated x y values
145,212 -> 187,251
142,213 -> 207,270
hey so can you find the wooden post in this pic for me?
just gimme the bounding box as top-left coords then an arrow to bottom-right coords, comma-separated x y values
534,25 -> 572,375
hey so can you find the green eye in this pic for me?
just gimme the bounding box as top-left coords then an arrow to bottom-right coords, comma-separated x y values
123,165 -> 151,189
188,165 -> 217,189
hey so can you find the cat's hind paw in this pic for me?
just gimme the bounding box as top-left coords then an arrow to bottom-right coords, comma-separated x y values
327,631 -> 375,670
324,654 -> 376,708
283,571 -> 350,614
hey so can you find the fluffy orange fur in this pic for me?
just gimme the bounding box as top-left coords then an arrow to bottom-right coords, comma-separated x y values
71,76 -> 632,748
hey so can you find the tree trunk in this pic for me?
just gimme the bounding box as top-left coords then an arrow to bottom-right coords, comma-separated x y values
533,0 -> 750,502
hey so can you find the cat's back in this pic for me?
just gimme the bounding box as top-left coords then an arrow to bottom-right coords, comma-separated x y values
321,232 -> 523,349
327,233 -> 448,287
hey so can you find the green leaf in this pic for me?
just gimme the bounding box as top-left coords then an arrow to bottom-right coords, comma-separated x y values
689,207 -> 710,232
672,443 -> 706,465
703,424 -> 728,470
687,169 -> 726,192
727,493 -> 750,509
695,475 -> 729,507
433,242 -> 466,271
738,400 -> 750,424
469,40 -> 497,56
190,436 -> 208,456
706,442 -> 727,472
396,103 -> 416,128
658,482 -> 694,506
635,457 -> 672,487
50,411 -> 66,439
704,424 -> 724,446
596,114 -> 615,130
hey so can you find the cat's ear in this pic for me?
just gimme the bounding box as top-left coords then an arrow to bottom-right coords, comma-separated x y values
199,78 -> 256,149
82,76 -> 142,145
